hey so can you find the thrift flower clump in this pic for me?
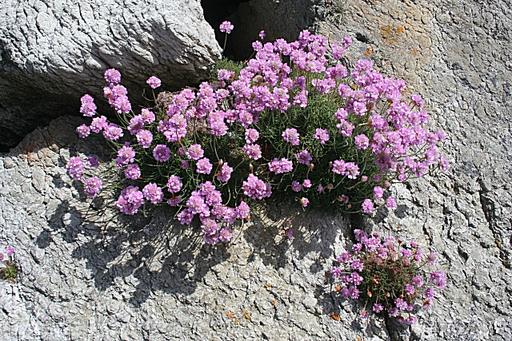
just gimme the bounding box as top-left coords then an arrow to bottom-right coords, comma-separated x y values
0,244 -> 17,281
67,22 -> 447,245
330,230 -> 446,324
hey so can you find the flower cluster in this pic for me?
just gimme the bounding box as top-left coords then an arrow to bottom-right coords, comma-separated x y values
330,230 -> 446,324
67,23 -> 447,245
0,244 -> 17,281
66,155 -> 102,198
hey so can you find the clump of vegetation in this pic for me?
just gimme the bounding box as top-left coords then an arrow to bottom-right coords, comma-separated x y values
67,22 -> 447,245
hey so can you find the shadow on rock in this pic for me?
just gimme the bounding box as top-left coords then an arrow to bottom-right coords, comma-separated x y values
39,197 -> 229,307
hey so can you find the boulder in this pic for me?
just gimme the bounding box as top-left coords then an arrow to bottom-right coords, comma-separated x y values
0,0 -> 221,150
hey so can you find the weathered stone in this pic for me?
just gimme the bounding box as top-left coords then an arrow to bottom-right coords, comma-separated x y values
0,0 -> 221,149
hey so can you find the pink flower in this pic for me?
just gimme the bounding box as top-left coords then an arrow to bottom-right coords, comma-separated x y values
296,150 -> 312,165
5,246 -> 15,257
386,196 -> 397,209
242,174 -> 272,200
373,186 -> 384,200
116,186 -> 144,215
66,156 -> 84,180
219,21 -> 234,34
80,94 -> 96,117
142,183 -> 164,204
136,130 -> 153,149
146,76 -> 161,89
83,176 -> 102,198
196,158 -> 212,174
104,68 -> 121,84
76,124 -> 90,139
153,144 -> 170,162
187,144 -> 204,160
167,175 -> 182,193
245,128 -> 259,143
116,145 -> 135,166
291,181 -> 302,192
300,197 -> 310,208
236,201 -> 251,219
124,164 -> 141,180
302,179 -> 312,189
217,163 -> 233,182
282,128 -> 300,146
243,144 -> 262,160
268,158 -> 293,174
361,199 -> 375,214
314,128 -> 330,144
354,134 -> 369,150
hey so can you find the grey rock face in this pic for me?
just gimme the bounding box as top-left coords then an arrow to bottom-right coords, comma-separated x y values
1,0 -> 512,340
0,0 -> 221,150
317,0 -> 512,339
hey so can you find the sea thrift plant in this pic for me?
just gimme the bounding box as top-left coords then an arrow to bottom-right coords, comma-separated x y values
67,25 -> 447,245
0,244 -> 17,281
330,230 -> 447,324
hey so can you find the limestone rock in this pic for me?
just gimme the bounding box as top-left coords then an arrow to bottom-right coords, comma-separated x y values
0,0 -> 221,149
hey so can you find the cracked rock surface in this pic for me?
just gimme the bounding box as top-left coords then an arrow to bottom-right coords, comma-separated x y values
318,0 -> 512,339
1,0 -> 512,340
0,0 -> 221,149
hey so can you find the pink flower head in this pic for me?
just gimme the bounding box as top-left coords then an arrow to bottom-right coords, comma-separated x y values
302,179 -> 312,189
76,124 -> 90,139
166,175 -> 182,193
219,20 -> 234,34
80,94 -> 97,117
245,128 -> 260,144
372,303 -> 384,313
5,246 -> 15,257
83,176 -> 102,198
104,68 -> 121,84
90,116 -> 108,133
187,144 -> 204,160
331,160 -> 360,179
354,134 -> 369,150
136,130 -> 153,149
116,186 -> 144,215
268,158 -> 293,174
361,199 -> 375,214
291,181 -> 302,192
236,201 -> 251,219
242,174 -> 272,200
153,144 -> 171,162
430,271 -> 447,289
146,76 -> 161,89
124,164 -> 141,180
243,144 -> 262,160
373,186 -> 384,200
116,145 -> 135,166
386,196 -> 397,209
141,108 -> 156,124
282,128 -> 300,146
217,163 -> 233,182
103,124 -> 124,141
314,128 -> 330,144
142,183 -> 164,204
66,156 -> 85,180
258,30 -> 266,40
300,197 -> 310,208
296,150 -> 312,165
196,158 -> 213,174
